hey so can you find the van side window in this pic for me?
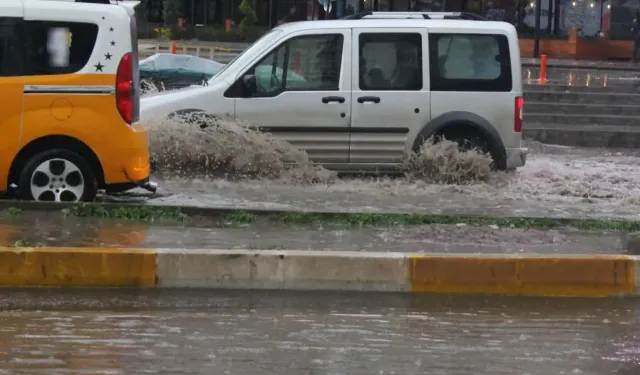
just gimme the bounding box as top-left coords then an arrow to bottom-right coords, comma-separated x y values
0,17 -> 25,77
25,21 -> 98,76
243,34 -> 343,97
358,33 -> 423,91
428,33 -> 512,92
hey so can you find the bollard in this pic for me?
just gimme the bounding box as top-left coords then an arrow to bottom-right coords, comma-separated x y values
294,49 -> 301,74
171,40 -> 177,54
539,54 -> 547,84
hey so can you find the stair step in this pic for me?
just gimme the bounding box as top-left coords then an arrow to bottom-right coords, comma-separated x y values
524,83 -> 640,93
525,102 -> 640,116
525,123 -> 640,132
525,113 -> 640,126
523,91 -> 640,105
524,126 -> 640,148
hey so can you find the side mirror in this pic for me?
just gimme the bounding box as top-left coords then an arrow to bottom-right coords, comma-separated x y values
241,74 -> 257,97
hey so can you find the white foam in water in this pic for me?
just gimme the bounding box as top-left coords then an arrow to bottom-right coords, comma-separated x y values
145,104 -> 493,185
147,112 -> 337,184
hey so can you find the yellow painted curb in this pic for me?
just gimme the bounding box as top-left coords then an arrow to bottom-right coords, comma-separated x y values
409,255 -> 636,297
0,248 -> 636,297
0,247 -> 156,287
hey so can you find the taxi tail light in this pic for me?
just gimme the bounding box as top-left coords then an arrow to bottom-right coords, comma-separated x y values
116,52 -> 133,124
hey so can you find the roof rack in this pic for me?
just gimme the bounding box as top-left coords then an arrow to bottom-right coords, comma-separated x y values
341,11 -> 487,21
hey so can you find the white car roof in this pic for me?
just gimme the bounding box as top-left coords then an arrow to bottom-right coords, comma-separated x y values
275,18 -> 516,34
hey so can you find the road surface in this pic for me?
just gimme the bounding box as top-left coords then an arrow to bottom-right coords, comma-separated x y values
0,289 -> 637,374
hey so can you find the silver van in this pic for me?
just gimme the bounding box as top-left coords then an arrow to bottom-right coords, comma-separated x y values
141,12 -> 527,171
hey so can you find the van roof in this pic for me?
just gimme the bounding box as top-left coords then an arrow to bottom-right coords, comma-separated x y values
275,17 -> 516,34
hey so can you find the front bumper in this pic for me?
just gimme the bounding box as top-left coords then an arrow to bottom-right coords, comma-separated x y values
505,147 -> 528,170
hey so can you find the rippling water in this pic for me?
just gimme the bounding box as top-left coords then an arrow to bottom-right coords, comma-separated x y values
0,290 -> 638,375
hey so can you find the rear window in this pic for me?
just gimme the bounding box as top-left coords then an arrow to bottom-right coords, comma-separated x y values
25,20 -> 98,75
428,33 -> 512,92
0,17 -> 25,77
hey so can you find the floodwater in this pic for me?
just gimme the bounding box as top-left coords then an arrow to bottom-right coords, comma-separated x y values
0,213 -> 624,254
0,289 -> 638,374
140,141 -> 640,220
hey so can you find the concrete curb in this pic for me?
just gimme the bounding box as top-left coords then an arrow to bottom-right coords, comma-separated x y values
0,247 -> 637,297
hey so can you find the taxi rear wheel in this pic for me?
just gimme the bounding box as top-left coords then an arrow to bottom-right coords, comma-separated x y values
17,149 -> 97,202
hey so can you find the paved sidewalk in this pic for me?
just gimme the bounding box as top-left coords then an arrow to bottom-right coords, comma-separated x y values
522,57 -> 640,71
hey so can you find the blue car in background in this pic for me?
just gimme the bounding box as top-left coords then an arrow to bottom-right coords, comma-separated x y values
139,53 -> 226,90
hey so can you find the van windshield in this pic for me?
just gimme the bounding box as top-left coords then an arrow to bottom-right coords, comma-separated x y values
208,29 -> 283,83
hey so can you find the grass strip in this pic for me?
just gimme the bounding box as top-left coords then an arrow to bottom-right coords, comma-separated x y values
62,204 -> 189,222
0,203 -> 638,231
0,207 -> 22,217
224,210 -> 640,231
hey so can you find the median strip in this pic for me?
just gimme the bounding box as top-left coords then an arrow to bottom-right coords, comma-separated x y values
0,247 -> 636,297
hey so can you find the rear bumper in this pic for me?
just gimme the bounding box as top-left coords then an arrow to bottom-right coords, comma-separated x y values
505,147 -> 528,170
101,123 -> 151,185
105,177 -> 157,194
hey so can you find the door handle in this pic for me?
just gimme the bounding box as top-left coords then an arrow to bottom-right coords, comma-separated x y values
357,96 -> 381,104
322,96 -> 345,104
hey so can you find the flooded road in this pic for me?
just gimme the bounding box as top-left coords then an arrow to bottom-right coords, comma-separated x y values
0,289 -> 638,374
0,214 -> 624,254
142,142 -> 640,220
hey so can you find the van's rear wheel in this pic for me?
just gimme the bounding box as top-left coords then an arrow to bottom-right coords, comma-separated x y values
446,135 -> 491,155
18,149 -> 97,202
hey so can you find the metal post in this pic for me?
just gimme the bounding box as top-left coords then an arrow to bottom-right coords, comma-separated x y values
600,0 -> 604,32
547,0 -> 553,33
533,0 -> 542,58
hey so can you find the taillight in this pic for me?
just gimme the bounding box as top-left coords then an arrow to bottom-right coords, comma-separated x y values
514,96 -> 523,133
116,52 -> 133,124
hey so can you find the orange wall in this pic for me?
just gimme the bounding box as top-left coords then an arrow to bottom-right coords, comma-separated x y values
519,38 -> 632,61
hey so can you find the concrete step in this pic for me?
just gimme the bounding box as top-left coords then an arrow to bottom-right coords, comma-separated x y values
523,83 -> 640,93
523,91 -> 640,105
524,113 -> 640,126
525,102 -> 640,116
524,126 -> 640,148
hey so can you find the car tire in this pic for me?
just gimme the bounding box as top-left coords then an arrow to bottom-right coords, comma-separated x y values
17,149 -> 98,202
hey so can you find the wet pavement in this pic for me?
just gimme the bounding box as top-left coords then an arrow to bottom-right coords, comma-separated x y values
0,213 -> 624,254
0,289 -> 638,374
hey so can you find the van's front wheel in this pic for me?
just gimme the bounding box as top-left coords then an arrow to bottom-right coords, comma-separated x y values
18,149 -> 97,202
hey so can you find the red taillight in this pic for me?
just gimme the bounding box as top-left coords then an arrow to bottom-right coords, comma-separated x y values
514,96 -> 523,133
116,52 -> 133,124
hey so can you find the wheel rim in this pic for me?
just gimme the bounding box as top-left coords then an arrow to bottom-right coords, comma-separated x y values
30,158 -> 85,202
